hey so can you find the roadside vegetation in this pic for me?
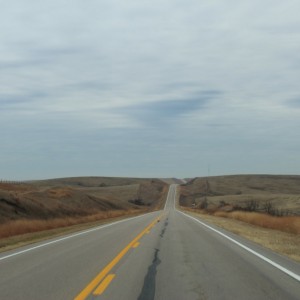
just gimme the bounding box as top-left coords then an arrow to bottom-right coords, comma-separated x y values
180,175 -> 300,234
182,207 -> 300,235
213,211 -> 300,234
0,209 -> 141,239
0,178 -> 168,245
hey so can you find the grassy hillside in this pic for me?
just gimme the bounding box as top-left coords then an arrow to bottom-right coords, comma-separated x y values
29,176 -> 153,188
180,175 -> 300,215
0,177 -> 168,238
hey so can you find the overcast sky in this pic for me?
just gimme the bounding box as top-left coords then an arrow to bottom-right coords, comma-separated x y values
1,0 -> 300,180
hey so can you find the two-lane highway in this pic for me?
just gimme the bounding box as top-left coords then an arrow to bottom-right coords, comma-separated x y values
0,184 -> 299,299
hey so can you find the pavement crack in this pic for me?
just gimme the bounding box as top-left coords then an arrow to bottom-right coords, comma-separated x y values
160,219 -> 168,238
137,248 -> 161,300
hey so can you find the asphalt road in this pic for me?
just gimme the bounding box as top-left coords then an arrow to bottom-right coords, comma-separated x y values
0,184 -> 299,299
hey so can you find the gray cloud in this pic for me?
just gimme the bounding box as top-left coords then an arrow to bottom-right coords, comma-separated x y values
0,91 -> 50,112
118,90 -> 220,125
285,98 -> 300,108
1,0 -> 300,179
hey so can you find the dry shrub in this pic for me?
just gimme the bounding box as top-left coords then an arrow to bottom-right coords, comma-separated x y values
48,188 -> 73,198
213,211 -> 300,234
0,209 -> 141,239
214,211 -> 228,218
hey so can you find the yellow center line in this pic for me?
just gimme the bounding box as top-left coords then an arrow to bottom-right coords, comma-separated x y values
74,215 -> 162,300
132,242 -> 140,248
93,274 -> 115,296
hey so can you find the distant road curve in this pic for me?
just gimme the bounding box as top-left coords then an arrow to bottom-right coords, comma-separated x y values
0,184 -> 299,299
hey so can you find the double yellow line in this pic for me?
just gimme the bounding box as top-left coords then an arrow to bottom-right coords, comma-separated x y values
74,215 -> 161,300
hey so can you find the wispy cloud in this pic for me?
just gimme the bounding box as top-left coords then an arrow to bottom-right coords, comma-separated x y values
1,0 -> 300,179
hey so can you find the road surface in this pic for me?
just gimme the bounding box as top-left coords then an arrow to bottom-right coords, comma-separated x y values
0,184 -> 299,299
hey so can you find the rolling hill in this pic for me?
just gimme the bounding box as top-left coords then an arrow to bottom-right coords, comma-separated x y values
0,177 -> 168,224
180,175 -> 300,215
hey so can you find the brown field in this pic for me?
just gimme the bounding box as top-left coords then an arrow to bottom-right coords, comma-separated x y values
0,177 -> 168,242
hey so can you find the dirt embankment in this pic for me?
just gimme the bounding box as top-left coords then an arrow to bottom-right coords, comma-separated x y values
0,177 -> 168,239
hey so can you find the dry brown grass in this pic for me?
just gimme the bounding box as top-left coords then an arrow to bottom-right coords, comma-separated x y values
0,209 -> 143,239
213,211 -> 300,234
47,188 -> 73,198
0,183 -> 33,192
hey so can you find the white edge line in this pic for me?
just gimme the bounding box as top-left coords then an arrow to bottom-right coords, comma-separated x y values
0,212 -> 157,261
176,210 -> 300,282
